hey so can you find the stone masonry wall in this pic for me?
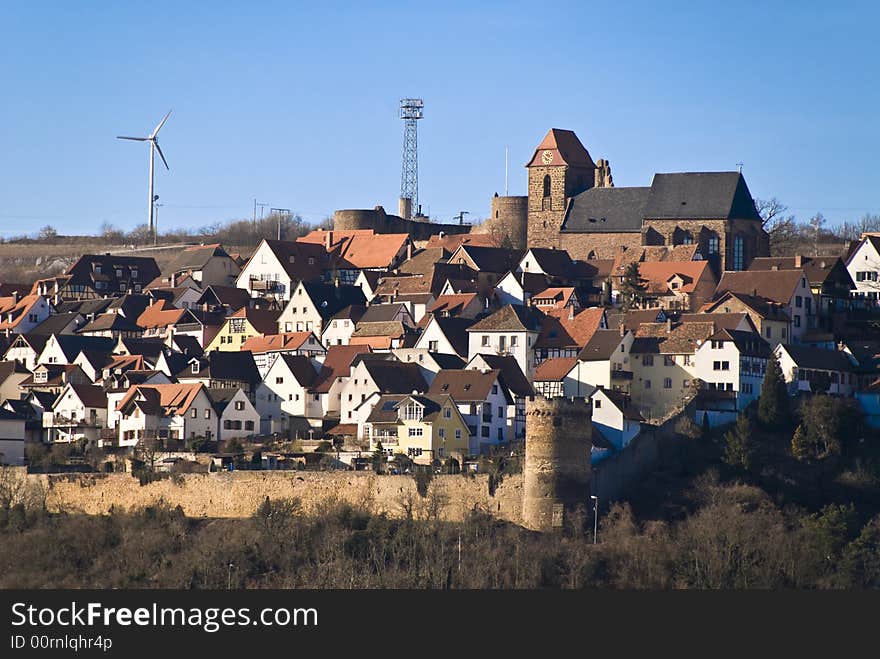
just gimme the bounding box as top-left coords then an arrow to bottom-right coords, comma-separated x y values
27,470 -> 524,524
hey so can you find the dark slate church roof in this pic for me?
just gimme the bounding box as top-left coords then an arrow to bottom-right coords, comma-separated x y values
642,172 -> 761,221
562,187 -> 650,233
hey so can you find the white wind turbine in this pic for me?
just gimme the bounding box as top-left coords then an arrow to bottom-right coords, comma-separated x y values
117,110 -> 172,242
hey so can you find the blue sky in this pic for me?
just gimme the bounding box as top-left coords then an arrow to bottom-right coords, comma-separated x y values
1,1 -> 877,236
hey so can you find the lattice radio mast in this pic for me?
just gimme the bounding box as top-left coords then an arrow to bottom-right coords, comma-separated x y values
399,98 -> 423,219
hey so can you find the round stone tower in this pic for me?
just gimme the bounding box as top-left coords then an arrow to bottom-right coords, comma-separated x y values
490,194 -> 528,249
522,395 -> 592,532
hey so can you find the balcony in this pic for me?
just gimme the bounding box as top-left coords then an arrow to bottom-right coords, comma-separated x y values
250,277 -> 283,293
611,370 -> 634,381
44,413 -> 101,429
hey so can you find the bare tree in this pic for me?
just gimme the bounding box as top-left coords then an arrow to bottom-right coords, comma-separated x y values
809,212 -> 826,256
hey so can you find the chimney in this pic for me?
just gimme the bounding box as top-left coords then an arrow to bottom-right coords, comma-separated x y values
568,304 -> 575,321
325,231 -> 333,251
794,255 -> 803,268
619,322 -> 626,337
667,317 -> 673,333
11,291 -> 19,303
406,241 -> 413,261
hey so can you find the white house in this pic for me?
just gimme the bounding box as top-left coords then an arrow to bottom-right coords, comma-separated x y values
569,328 -> 634,394
42,383 -> 108,445
392,348 -> 465,386
412,316 -> 473,359
467,305 -> 542,381
590,388 -> 642,451
321,305 -> 366,347
241,331 -> 326,377
236,239 -> 326,302
427,368 -> 514,453
338,358 -> 427,423
207,388 -> 260,442
115,383 -> 215,448
845,234 -> 880,304
694,329 -> 771,410
254,354 -> 321,434
775,343 -> 858,395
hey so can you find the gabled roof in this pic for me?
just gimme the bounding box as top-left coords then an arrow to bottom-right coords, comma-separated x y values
65,254 -> 161,291
715,269 -> 805,305
526,128 -> 596,168
226,307 -> 281,335
117,383 -> 205,416
450,245 -> 524,274
0,360 -> 29,382
778,344 -> 855,372
578,329 -> 625,361
524,248 -> 581,278
536,307 -> 605,349
136,300 -> 188,329
468,305 -> 541,333
6,333 -> 49,355
300,282 -> 368,321
65,384 -> 108,409
115,337 -> 167,360
424,233 -> 501,251
631,320 -> 718,355
534,357 -> 578,382
466,354 -> 534,398
425,316 -> 476,357
78,312 -> 142,334
330,304 -> 367,323
701,291 -> 791,322
398,248 -> 450,276
56,298 -> 115,317
428,368 -> 510,404
310,344 -> 373,393
166,244 -> 233,273
366,393 -> 453,424
678,312 -> 753,332
633,260 -> 714,296
51,335 -> 115,362
428,293 -> 479,316
30,312 -> 85,335
361,360 -> 428,394
241,332 -> 318,354
275,354 -> 319,387
188,351 -> 260,384
195,285 -> 251,312
359,303 -> 411,324
256,239 -> 327,282
642,172 -> 761,221
563,187 -> 650,233
351,321 -> 406,340
0,294 -> 45,331
170,334 -> 203,357
748,256 -> 853,290
707,329 -> 771,358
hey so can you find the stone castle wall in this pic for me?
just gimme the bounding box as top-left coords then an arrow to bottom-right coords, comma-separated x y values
26,470 -> 524,524
334,207 -> 470,241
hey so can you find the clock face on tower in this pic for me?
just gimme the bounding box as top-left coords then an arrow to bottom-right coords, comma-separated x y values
541,150 -> 554,165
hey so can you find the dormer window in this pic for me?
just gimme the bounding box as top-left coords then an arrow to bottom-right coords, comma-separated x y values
402,401 -> 423,421
191,362 -> 199,374
94,265 -> 102,274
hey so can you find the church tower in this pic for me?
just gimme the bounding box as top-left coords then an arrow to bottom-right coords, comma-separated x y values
526,129 -> 607,249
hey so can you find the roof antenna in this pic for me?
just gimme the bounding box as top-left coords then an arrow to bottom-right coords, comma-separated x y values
736,162 -> 744,173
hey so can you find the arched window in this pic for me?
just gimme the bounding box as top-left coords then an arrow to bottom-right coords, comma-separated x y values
495,210 -> 499,219
587,250 -> 597,260
543,174 -> 551,198
733,235 -> 744,270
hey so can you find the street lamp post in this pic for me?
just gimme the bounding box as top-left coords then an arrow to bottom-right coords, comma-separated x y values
590,495 -> 599,544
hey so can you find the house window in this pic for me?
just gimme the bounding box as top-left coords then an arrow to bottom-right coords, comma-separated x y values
511,336 -> 518,347
455,429 -> 462,439
795,296 -> 803,308
428,340 -> 438,351
644,380 -> 652,389
594,399 -> 601,408
482,336 -> 490,347
444,407 -> 451,418
205,409 -> 211,419
765,327 -> 772,338
438,428 -> 445,439
664,355 -> 675,366
794,315 -> 801,328
643,355 -> 654,366
245,420 -> 254,431
663,378 -> 672,388
115,269 -> 123,277
229,318 -> 247,333
275,377 -> 284,384
492,384 -> 498,394
190,409 -> 197,418
683,355 -> 691,365
407,427 -> 423,437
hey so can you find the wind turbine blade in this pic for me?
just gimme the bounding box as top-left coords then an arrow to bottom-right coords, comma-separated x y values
150,110 -> 172,138
117,136 -> 148,141
153,140 -> 169,170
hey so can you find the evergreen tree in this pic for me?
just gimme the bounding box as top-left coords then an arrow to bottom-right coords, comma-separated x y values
619,262 -> 647,311
371,442 -> 385,474
791,425 -> 811,460
757,354 -> 790,429
723,412 -> 755,471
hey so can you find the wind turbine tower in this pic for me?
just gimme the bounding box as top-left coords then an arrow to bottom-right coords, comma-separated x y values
117,110 -> 172,242
398,98 -> 423,220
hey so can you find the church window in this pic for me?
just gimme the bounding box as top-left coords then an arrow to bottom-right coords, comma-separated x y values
587,250 -> 597,260
542,175 -> 551,198
708,235 -> 720,254
733,236 -> 744,270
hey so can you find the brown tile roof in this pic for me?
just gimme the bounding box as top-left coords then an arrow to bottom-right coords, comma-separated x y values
298,229 -> 408,270
137,300 -> 187,329
427,316 -> 477,357
428,293 -> 479,316
701,291 -> 791,322
634,260 -> 713,295
530,287 -> 578,309
605,309 -> 667,332
538,307 -> 605,348
748,255 -> 851,289
0,294 -> 44,331
427,368 -> 505,403
715,269 -> 805,305
398,247 -> 450,275
534,357 -> 578,382
578,329 -> 625,361
241,332 -> 316,353
424,233 -> 501,251
678,312 -> 753,332
227,307 -> 281,335
310,344 -> 373,393
467,354 -> 534,397
375,275 -> 433,297
362,360 -> 428,394
260,239 -> 326,282
116,383 -> 204,415
631,320 -> 718,355
351,321 -> 406,339
276,354 -> 319,386
69,384 -> 107,409
527,128 -> 596,168
468,305 -> 541,333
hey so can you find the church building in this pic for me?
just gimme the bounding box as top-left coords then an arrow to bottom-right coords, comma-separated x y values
492,129 -> 769,273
